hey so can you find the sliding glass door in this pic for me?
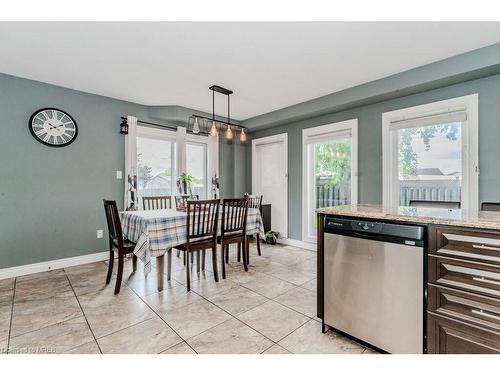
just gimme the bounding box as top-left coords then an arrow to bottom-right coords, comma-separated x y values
303,120 -> 358,243
136,127 -> 176,203
186,141 -> 208,199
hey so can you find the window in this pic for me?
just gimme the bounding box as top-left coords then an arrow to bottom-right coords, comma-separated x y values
186,141 -> 208,199
136,126 -> 176,203
382,94 -> 479,210
302,119 -> 358,243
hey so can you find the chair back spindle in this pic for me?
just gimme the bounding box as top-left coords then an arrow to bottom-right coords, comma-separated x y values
186,199 -> 220,243
221,198 -> 248,237
142,195 -> 172,210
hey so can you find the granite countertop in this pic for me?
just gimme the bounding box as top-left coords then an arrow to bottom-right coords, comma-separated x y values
316,204 -> 500,230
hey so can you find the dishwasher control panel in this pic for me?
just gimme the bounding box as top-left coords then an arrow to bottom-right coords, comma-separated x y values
324,216 -> 425,245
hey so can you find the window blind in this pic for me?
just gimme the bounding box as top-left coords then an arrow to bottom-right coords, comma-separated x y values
390,109 -> 467,130
304,129 -> 352,144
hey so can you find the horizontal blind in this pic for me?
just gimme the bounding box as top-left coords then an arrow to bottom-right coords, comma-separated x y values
390,109 -> 467,130
304,129 -> 352,144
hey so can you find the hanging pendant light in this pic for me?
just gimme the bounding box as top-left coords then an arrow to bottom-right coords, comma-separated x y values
209,120 -> 218,136
192,117 -> 200,134
240,128 -> 247,142
226,124 -> 233,140
225,95 -> 233,140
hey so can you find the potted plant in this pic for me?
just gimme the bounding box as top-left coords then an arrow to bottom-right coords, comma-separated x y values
177,173 -> 195,196
265,230 -> 280,245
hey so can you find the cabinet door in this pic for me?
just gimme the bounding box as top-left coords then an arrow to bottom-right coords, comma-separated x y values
427,312 -> 500,354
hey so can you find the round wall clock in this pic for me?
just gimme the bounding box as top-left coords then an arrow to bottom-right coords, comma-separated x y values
29,108 -> 78,147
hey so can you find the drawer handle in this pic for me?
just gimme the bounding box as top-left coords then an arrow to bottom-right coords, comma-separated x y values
472,276 -> 500,286
471,309 -> 500,322
473,244 -> 500,252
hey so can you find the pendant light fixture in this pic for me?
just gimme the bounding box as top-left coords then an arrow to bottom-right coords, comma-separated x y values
240,128 -> 247,142
226,94 -> 233,140
192,117 -> 200,134
209,87 -> 218,136
186,85 -> 249,142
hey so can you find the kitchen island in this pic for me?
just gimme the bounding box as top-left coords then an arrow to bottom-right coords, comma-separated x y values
316,204 -> 500,354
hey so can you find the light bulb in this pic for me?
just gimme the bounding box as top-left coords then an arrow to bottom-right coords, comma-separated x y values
240,128 -> 247,142
226,124 -> 233,140
209,121 -> 218,136
192,117 -> 200,134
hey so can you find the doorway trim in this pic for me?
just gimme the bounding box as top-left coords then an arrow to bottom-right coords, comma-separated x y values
252,133 -> 288,238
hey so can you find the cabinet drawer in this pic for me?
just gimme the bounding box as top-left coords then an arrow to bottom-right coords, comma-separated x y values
428,284 -> 500,332
427,312 -> 500,354
431,226 -> 500,265
429,255 -> 500,298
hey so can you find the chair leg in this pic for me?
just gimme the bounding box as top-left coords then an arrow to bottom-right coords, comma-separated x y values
212,246 -> 219,282
132,254 -> 137,272
114,253 -> 124,294
106,249 -> 114,284
221,243 -> 226,279
202,250 -> 206,271
256,234 -> 261,256
246,237 -> 250,266
183,250 -> 186,266
177,249 -> 181,258
167,249 -> 172,281
196,251 -> 201,273
225,245 -> 229,264
241,240 -> 248,272
237,243 -> 241,262
186,250 -> 191,292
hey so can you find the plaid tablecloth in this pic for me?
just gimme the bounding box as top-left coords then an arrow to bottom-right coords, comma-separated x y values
120,208 -> 265,275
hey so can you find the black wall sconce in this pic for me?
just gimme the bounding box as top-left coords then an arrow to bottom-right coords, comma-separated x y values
120,118 -> 128,135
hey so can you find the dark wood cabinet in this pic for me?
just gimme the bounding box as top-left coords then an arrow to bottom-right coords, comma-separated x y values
427,225 -> 500,353
427,312 -> 500,354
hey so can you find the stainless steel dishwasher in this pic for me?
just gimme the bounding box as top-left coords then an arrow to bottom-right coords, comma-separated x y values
323,216 -> 425,354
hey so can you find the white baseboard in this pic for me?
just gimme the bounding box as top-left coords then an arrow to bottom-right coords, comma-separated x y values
0,251 -> 109,280
277,238 -> 317,251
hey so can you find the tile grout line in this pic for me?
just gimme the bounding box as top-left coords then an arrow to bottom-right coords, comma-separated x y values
124,280 -> 199,354
63,269 -> 103,354
6,278 -> 17,354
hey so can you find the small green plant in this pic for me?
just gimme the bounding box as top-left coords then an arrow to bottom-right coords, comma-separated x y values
178,173 -> 195,196
265,230 -> 280,245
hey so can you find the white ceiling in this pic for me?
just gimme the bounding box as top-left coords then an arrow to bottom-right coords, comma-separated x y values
1,22 -> 499,120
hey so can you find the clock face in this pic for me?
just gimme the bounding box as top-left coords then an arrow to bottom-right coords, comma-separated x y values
29,108 -> 78,147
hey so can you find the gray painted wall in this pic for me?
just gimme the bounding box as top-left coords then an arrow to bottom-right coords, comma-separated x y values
0,73 -> 238,268
248,74 -> 500,241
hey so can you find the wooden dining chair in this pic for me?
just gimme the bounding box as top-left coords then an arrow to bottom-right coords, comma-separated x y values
175,194 -> 200,208
244,193 -> 263,257
103,200 -> 137,294
219,198 -> 249,279
142,195 -> 172,210
170,199 -> 220,291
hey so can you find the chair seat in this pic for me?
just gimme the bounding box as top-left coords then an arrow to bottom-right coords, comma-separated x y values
112,238 -> 136,252
176,238 -> 215,252
217,233 -> 244,244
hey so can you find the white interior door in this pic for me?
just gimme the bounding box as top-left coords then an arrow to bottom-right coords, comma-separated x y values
252,134 -> 288,238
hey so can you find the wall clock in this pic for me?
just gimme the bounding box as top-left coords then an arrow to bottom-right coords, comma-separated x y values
29,108 -> 78,147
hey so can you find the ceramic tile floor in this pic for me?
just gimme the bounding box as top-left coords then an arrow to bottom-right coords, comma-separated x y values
0,242 -> 375,354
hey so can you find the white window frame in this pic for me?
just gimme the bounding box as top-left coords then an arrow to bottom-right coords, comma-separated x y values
136,125 -> 219,199
302,119 -> 358,243
382,94 -> 479,211
136,125 -> 177,196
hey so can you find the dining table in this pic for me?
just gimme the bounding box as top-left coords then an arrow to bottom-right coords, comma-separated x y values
120,207 -> 265,291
